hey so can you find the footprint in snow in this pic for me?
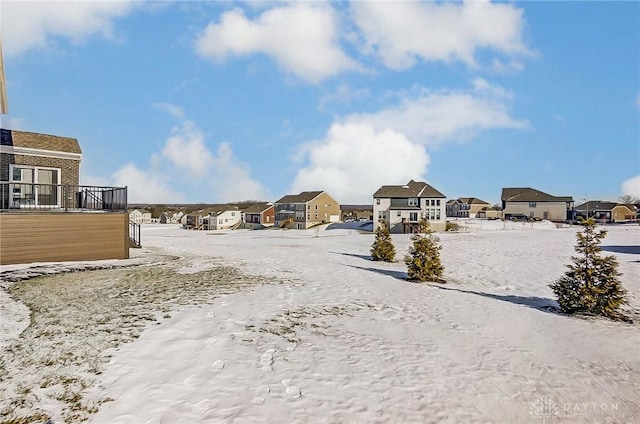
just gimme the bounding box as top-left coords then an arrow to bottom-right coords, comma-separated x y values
281,379 -> 302,399
260,348 -> 275,371
184,375 -> 200,387
193,399 -> 211,415
212,359 -> 225,372
251,385 -> 271,405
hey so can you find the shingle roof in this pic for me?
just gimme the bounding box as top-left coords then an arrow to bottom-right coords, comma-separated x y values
458,197 -> 490,205
3,129 -> 82,154
501,187 -> 573,203
373,180 -> 445,198
574,201 -> 618,212
275,191 -> 324,204
243,202 -> 274,213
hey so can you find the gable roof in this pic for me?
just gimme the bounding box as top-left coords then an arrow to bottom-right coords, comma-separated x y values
501,187 -> 573,203
275,191 -> 324,204
243,202 -> 274,214
458,197 -> 490,205
574,201 -> 619,212
2,129 -> 82,154
373,180 -> 445,198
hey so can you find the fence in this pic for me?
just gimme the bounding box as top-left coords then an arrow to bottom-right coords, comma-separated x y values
0,182 -> 127,212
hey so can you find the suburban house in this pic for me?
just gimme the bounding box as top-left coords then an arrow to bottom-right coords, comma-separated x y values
274,191 -> 340,229
202,206 -> 242,230
373,180 -> 447,233
501,187 -> 574,221
341,205 -> 373,222
242,202 -> 275,229
475,205 -> 503,220
446,197 -> 492,218
128,209 -> 151,224
0,128 -> 130,264
159,210 -> 185,224
575,201 -> 636,223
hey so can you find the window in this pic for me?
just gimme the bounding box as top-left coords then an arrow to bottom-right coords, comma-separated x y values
9,165 -> 61,207
408,198 -> 418,206
397,211 -> 401,217
529,202 -> 537,208
231,212 -> 235,216
436,199 -> 440,206
315,205 -> 318,210
376,198 -> 380,205
409,212 -> 418,221
378,211 -> 384,219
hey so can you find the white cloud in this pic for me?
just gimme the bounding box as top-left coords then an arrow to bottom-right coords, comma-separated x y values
621,175 -> 640,198
195,3 -> 359,83
2,1 -> 135,56
318,83 -> 370,110
291,80 -> 527,203
290,122 -> 429,204
345,81 -> 528,146
160,120 -> 213,177
351,0 -> 530,70
112,163 -> 185,204
86,111 -> 269,204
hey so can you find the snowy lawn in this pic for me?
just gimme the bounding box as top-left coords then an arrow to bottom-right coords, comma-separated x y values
1,221 -> 639,423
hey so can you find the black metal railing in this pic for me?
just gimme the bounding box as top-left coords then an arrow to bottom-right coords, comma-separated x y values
0,182 -> 127,212
129,220 -> 141,247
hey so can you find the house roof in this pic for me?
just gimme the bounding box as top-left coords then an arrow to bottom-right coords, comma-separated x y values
2,129 -> 82,154
275,191 -> 324,204
501,187 -> 573,203
340,204 -> 373,212
373,180 -> 446,198
243,202 -> 274,214
459,197 -> 490,205
574,201 -> 619,212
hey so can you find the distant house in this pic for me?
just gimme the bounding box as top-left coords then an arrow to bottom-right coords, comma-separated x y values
242,202 -> 275,229
274,191 -> 340,229
341,205 -> 373,222
475,205 -> 503,220
446,197 -> 491,218
575,201 -> 636,223
501,187 -> 573,221
0,128 -> 130,264
129,209 -> 151,224
201,207 -> 242,230
373,179 -> 446,233
159,210 -> 184,224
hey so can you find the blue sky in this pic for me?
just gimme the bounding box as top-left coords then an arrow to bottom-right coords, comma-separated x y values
1,1 -> 638,205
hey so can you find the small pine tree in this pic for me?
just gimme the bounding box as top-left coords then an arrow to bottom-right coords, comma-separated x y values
550,218 -> 627,319
404,220 -> 444,282
371,219 -> 396,262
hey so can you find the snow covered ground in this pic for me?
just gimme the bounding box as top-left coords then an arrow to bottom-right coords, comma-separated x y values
1,220 -> 639,423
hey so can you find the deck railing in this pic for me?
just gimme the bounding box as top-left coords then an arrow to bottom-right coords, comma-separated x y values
0,182 -> 127,212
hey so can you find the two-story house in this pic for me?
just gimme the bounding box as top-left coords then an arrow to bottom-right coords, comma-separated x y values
575,201 -> 636,223
128,209 -> 152,224
446,197 -> 491,218
201,206 -> 242,230
373,180 -> 447,233
0,128 -> 130,264
242,202 -> 275,229
274,191 -> 340,229
501,187 -> 574,221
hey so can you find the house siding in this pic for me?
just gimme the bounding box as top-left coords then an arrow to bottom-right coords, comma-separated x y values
0,212 -> 129,264
305,192 -> 340,228
503,201 -> 567,221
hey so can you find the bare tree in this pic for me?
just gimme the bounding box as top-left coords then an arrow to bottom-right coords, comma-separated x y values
618,195 -> 638,205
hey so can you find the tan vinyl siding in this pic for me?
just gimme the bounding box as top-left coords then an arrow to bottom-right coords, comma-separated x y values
0,212 -> 129,264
